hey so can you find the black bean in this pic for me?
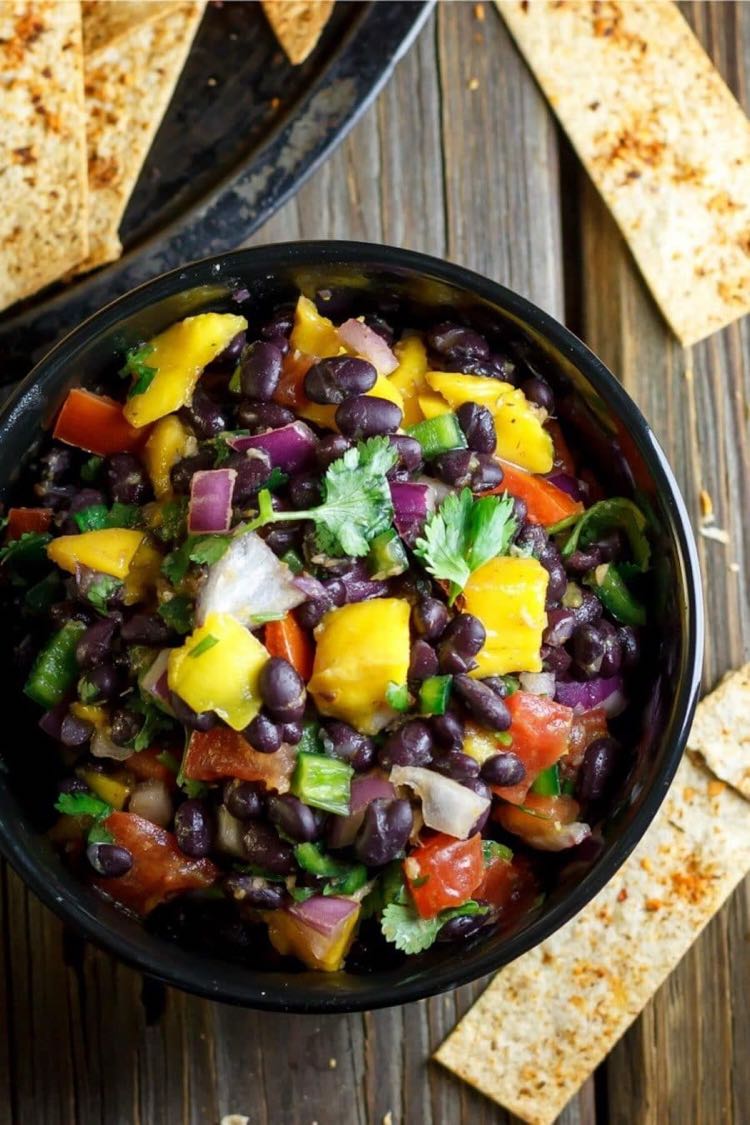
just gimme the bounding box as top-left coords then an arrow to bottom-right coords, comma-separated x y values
572,623 -> 605,679
430,709 -> 465,749
521,376 -> 555,413
570,589 -> 603,627
259,657 -> 306,723
261,307 -> 294,340
86,843 -> 132,877
364,313 -> 395,344
296,597 -> 330,631
432,750 -> 480,782
481,752 -> 526,786
412,597 -> 449,641
598,619 -> 622,677
543,607 -> 576,647
443,353 -> 514,380
541,645 -> 572,675
121,612 -> 172,645
453,674 -> 511,731
543,561 -> 568,607
242,821 -> 296,875
471,454 -> 504,492
268,793 -> 324,843
76,617 -> 118,669
288,472 -> 322,509
110,707 -> 143,746
223,779 -> 265,820
378,720 -> 433,768
433,449 -> 478,489
305,356 -> 377,405
226,449 -> 273,505
427,323 -> 489,361
481,676 -> 510,699
512,497 -> 528,524
279,720 -> 304,746
175,799 -> 213,858
84,663 -> 122,702
182,387 -> 227,439
577,737 -> 619,803
41,446 -> 73,482
618,625 -> 640,669
58,775 -> 88,796
170,451 -> 215,494
169,691 -> 217,731
213,330 -> 247,368
437,910 -> 491,943
106,453 -> 150,505
335,395 -> 402,438
222,873 -> 285,910
566,547 -> 605,573
59,714 -> 93,747
456,402 -> 496,453
316,433 -> 351,470
260,523 -> 305,557
314,287 -> 353,319
408,639 -> 439,682
236,400 -> 296,431
438,613 -> 486,674
516,521 -> 547,557
244,712 -> 282,754
320,721 -> 375,772
239,341 -> 283,401
354,798 -> 413,866
388,434 -> 423,474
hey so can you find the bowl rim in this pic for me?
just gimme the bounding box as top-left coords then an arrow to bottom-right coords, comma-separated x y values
0,241 -> 704,1013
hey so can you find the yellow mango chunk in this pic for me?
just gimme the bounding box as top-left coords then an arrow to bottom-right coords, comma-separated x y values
80,770 -> 130,810
426,371 -> 507,408
266,903 -> 360,971
463,556 -> 549,676
124,312 -> 247,427
289,296 -> 341,357
144,415 -> 191,498
122,541 -> 163,605
389,337 -> 429,425
308,599 -> 410,734
48,528 -> 145,579
417,392 -> 451,420
70,703 -> 107,729
167,611 -> 268,731
462,721 -> 502,766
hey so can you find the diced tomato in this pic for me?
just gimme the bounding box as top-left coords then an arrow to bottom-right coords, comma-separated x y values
53,388 -> 147,456
6,507 -> 52,539
493,794 -> 590,852
183,727 -> 297,789
492,692 -> 574,805
404,832 -> 484,919
126,747 -> 177,787
274,352 -> 315,410
265,612 -> 314,681
95,812 -> 218,915
477,854 -> 539,918
562,708 -> 609,776
547,420 -> 576,475
484,462 -> 583,526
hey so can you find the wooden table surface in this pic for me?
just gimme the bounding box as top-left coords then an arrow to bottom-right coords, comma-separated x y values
2,3 -> 749,1123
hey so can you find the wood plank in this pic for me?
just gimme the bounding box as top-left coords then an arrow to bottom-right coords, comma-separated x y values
577,3 -> 750,1122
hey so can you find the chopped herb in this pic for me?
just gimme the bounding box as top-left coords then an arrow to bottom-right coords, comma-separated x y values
78,676 -> 100,703
245,436 -> 398,558
280,549 -> 304,575
162,532 -> 233,584
380,900 -> 488,955
248,611 -> 285,626
385,681 -> 411,713
411,874 -> 430,888
80,455 -> 104,483
189,634 -> 219,659
157,595 -> 193,635
300,721 -> 324,756
482,840 -> 513,865
54,791 -> 113,844
73,502 -> 140,533
265,467 -> 290,492
494,731 -> 513,748
129,696 -> 175,752
156,750 -> 181,774
121,343 -> 157,398
0,530 -> 51,568
289,886 -> 316,903
85,574 -> 122,614
414,488 -> 517,602
156,498 -> 188,544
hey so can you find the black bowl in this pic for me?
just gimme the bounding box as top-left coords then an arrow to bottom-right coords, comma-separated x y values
0,242 -> 703,1012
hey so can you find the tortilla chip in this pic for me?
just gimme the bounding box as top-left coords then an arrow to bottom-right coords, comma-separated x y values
435,693 -> 750,1123
496,0 -> 750,346
0,0 -> 89,313
688,663 -> 750,799
78,1 -> 204,272
81,0 -> 174,54
261,0 -> 333,65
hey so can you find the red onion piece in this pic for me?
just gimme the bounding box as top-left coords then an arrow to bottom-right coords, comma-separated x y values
555,676 -> 625,716
338,318 -> 398,375
293,574 -> 327,601
327,775 -> 396,849
227,421 -> 317,473
336,561 -> 389,603
141,650 -> 174,712
188,469 -> 236,534
389,482 -> 430,542
545,472 -> 587,502
287,895 -> 359,938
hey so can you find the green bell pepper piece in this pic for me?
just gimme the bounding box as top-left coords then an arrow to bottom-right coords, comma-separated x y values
531,763 -> 561,797
367,529 -> 408,580
550,498 -> 650,571
24,620 -> 86,708
585,562 -> 647,626
418,675 -> 452,715
406,413 -> 467,459
291,751 -> 353,816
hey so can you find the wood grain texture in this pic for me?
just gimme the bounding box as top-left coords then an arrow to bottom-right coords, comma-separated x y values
0,4 -> 747,1124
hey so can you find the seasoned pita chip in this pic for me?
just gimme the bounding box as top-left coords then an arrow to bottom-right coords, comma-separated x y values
261,0 -> 333,65
81,0 -> 173,54
688,663 -> 750,799
78,1 -> 204,272
436,685 -> 750,1124
0,0 -> 88,312
496,0 -> 750,346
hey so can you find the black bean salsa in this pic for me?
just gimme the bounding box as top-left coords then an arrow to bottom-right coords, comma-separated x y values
5,290 -> 650,971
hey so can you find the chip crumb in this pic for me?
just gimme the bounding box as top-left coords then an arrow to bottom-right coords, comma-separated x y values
698,488 -> 714,520
683,786 -> 696,801
383,1114 -> 394,1125
617,887 -> 628,902
474,2 -> 486,20
468,77 -> 480,91
644,898 -> 663,911
699,525 -> 730,544
328,1057 -> 337,1069
640,857 -> 653,873
708,779 -> 726,798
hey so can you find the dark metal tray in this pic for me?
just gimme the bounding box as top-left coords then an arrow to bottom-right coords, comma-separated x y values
0,0 -> 432,381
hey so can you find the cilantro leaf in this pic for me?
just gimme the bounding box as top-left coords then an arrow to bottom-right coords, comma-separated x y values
73,502 -> 140,533
54,791 -> 114,844
162,533 -> 232,584
381,900 -> 489,954
482,840 -> 513,865
0,531 -> 51,568
87,821 -> 115,845
414,488 -> 517,602
289,886 -> 316,903
85,574 -> 122,614
157,595 -> 193,635
156,498 -> 188,544
245,437 -> 398,558
80,455 -> 103,483
121,343 -> 157,398
265,467 -> 289,492
127,696 -> 175,752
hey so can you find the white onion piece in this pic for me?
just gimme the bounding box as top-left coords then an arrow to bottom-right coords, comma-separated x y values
196,529 -> 305,627
390,765 -> 489,840
338,318 -> 398,375
128,779 -> 173,827
90,728 -> 133,761
518,820 -> 592,853
519,672 -> 556,697
215,806 -> 247,859
414,474 -> 450,507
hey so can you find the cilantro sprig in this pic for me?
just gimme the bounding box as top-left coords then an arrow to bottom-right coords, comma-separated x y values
54,791 -> 114,844
162,532 -> 233,584
121,343 -> 157,399
245,437 -> 398,558
414,488 -> 517,602
381,900 -> 489,955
